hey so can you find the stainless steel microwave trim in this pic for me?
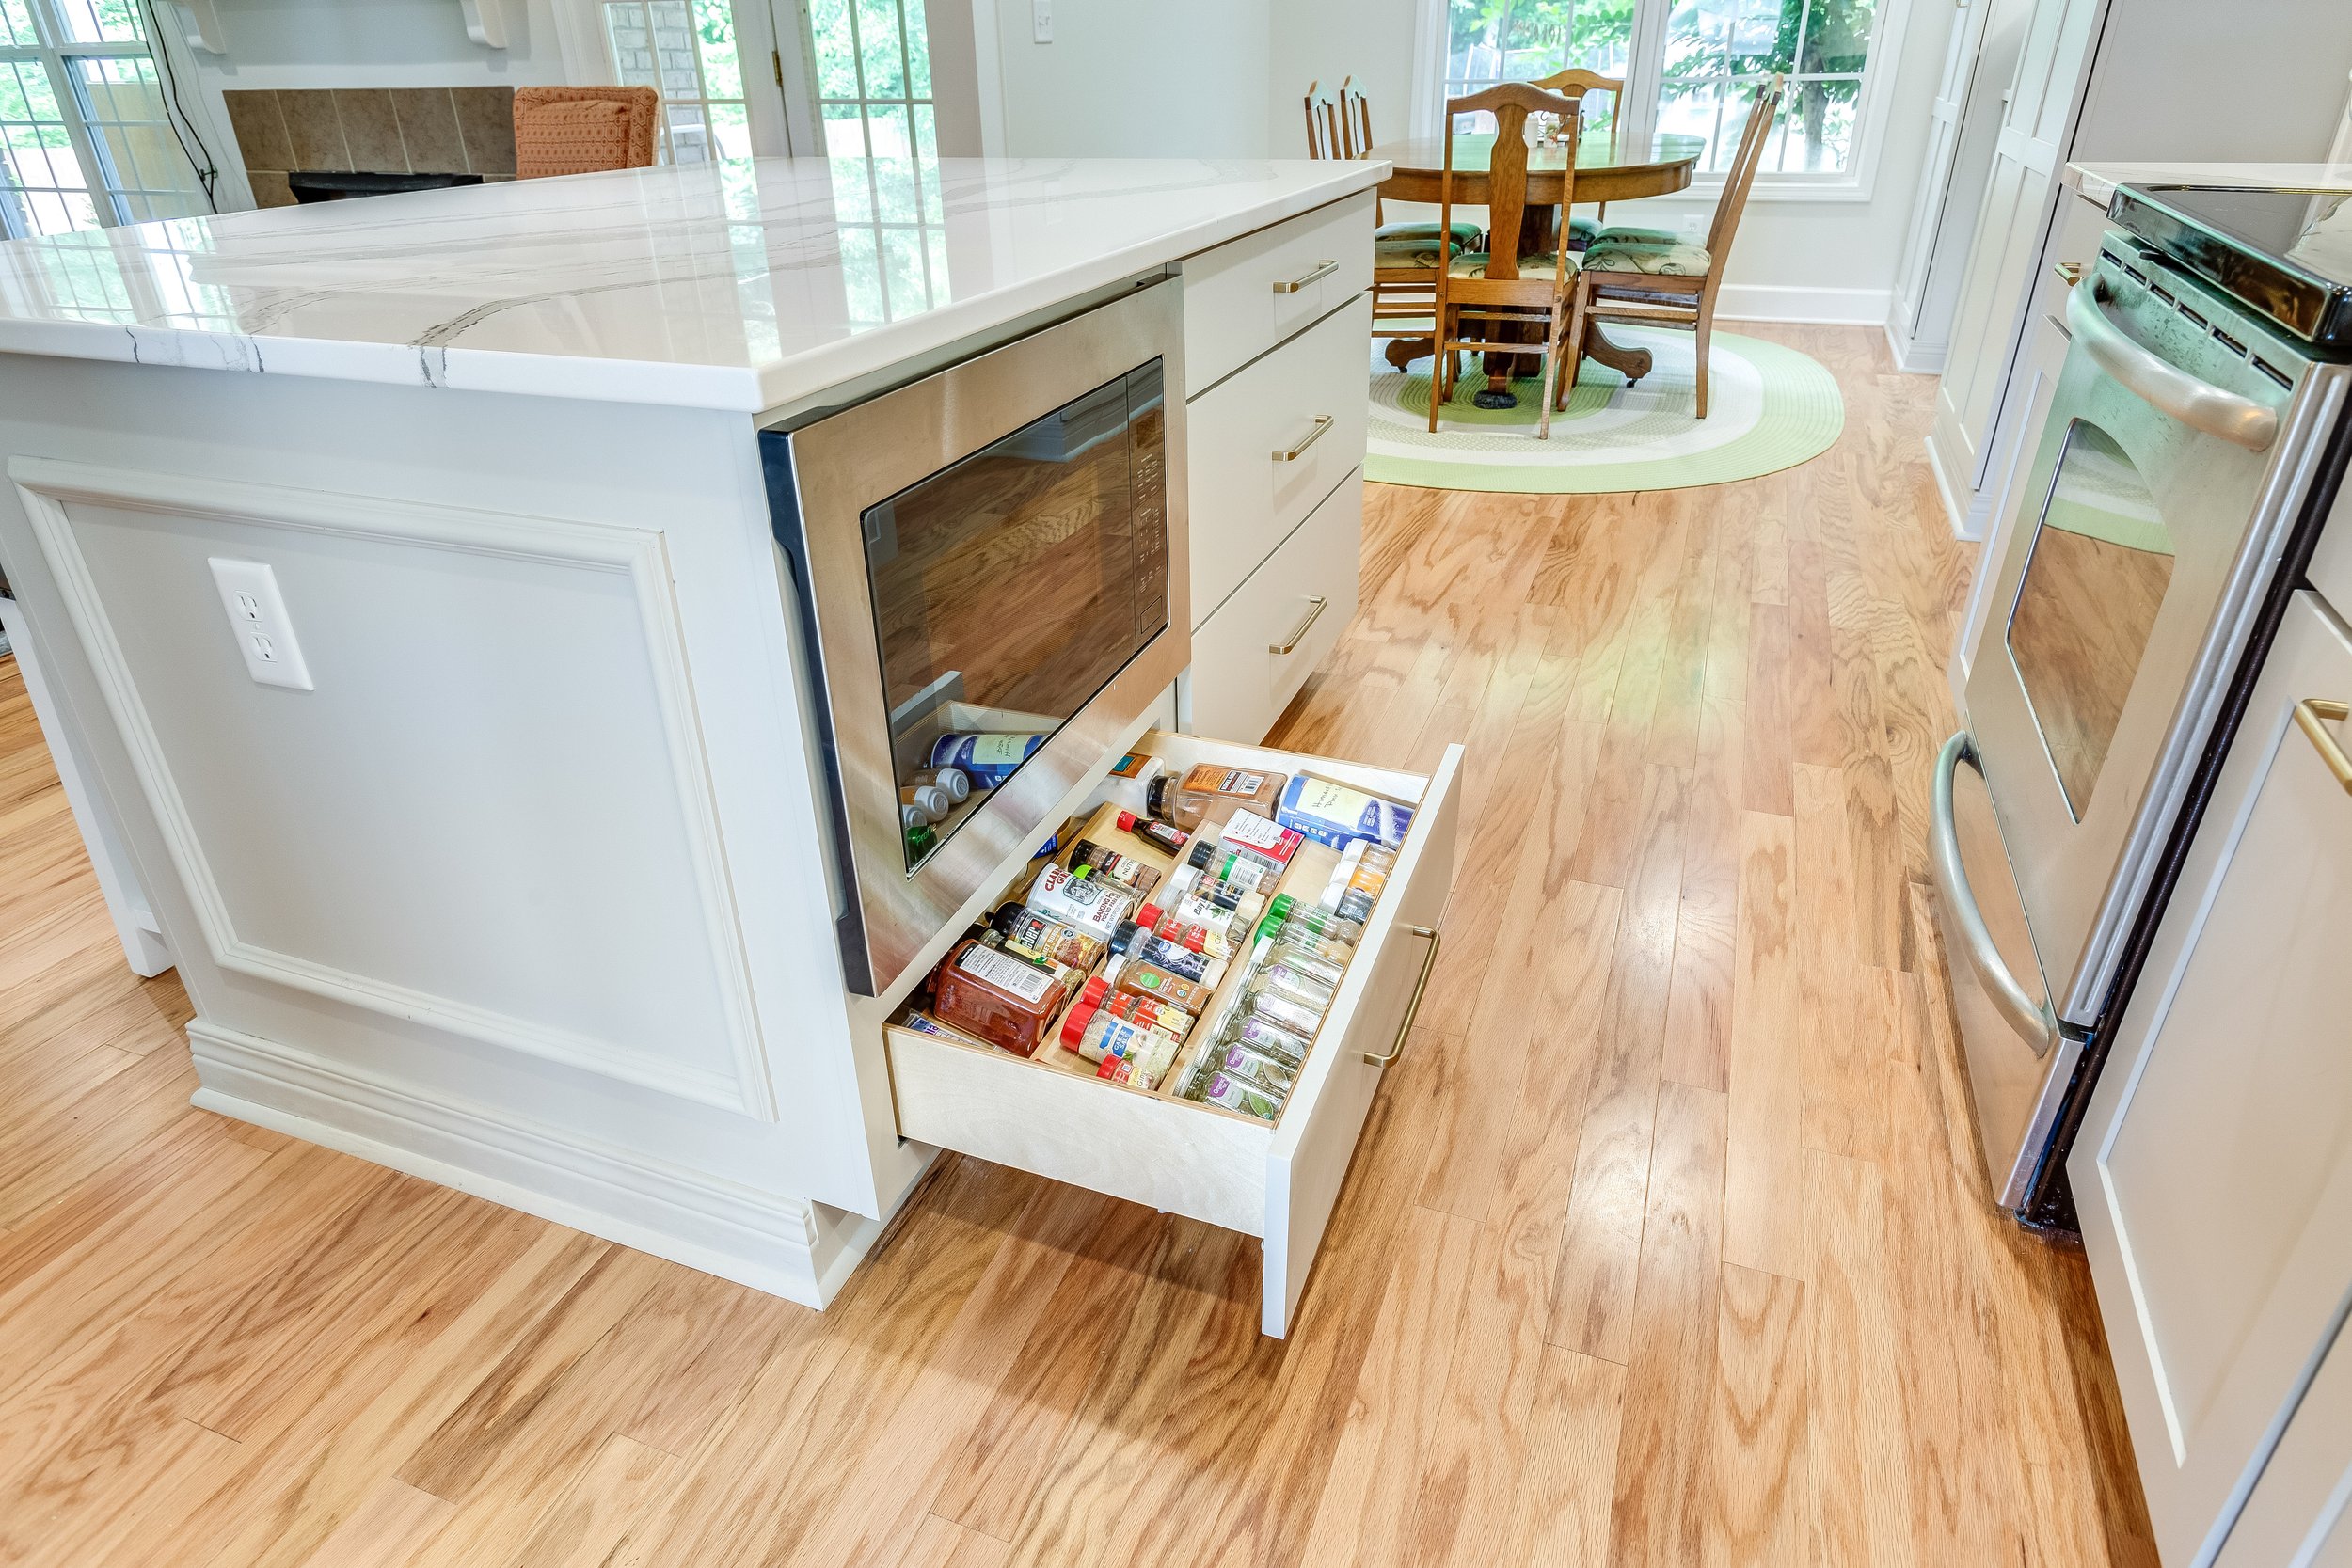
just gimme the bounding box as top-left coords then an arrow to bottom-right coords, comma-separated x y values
766,279 -> 1190,997
1931,732 -> 2059,1058
2064,343 -> 2351,1024
2067,281 -> 2280,451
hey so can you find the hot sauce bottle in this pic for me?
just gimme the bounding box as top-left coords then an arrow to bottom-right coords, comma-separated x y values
930,939 -> 1069,1055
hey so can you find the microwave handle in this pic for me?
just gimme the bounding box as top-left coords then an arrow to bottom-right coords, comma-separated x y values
1931,733 -> 2060,1059
2066,280 -> 2279,452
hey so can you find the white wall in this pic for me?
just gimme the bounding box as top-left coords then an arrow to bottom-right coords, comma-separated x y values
981,0 -> 1272,159
191,0 -> 573,88
1268,0 -> 1957,325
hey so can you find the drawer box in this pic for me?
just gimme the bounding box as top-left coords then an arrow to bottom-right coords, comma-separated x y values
1187,294 -> 1373,627
1185,467 -> 1362,746
1182,191 -> 1375,393
886,727 -> 1461,1337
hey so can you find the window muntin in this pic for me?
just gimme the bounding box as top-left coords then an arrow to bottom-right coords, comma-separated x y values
808,0 -> 946,325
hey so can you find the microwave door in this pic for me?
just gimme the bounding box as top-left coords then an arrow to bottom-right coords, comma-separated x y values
1961,256 -> 2299,1025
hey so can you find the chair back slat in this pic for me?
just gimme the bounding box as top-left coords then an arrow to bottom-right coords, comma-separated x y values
1530,68 -> 1621,160
1440,81 -> 1581,285
1302,81 -> 1340,159
1707,74 -> 1785,263
1342,80 -> 1373,158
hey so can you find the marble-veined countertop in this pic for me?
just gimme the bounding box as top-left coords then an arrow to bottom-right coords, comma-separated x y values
0,156 -> 1387,413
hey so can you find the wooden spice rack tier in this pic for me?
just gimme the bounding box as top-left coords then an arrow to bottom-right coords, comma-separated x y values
910,796 -> 1355,1128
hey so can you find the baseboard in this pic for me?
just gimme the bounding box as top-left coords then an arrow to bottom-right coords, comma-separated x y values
1881,319 -> 1947,376
1712,282 -> 1894,325
186,1017 -> 888,1308
1923,432 -> 1993,543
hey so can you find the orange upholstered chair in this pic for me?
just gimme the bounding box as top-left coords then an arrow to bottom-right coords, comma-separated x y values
512,87 -> 660,180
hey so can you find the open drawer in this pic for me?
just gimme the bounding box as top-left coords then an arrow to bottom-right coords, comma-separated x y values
885,729 -> 1462,1336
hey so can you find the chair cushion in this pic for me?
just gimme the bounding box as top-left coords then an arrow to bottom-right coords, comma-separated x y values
1446,250 -> 1578,280
1581,241 -> 1712,277
1594,224 -> 1679,247
1374,236 -> 1453,267
1375,218 -> 1484,248
1567,214 -> 1599,245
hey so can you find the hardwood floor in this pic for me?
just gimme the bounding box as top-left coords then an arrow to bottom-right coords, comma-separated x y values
0,325 -> 2158,1567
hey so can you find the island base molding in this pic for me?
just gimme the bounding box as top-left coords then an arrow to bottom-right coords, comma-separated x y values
185,1017 -> 910,1309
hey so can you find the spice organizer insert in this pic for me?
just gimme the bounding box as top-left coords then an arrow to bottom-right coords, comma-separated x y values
901,792 -> 1380,1130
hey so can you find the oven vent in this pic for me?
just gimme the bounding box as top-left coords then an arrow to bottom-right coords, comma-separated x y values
2252,356 -> 2293,389
2211,327 -> 2247,357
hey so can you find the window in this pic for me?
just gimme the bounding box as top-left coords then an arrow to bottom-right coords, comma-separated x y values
806,0 -> 946,325
602,0 -> 751,162
1432,0 -> 1899,189
0,0 -> 210,237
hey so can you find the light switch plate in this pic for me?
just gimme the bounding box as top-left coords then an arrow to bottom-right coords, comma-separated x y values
1031,0 -> 1052,42
208,557 -> 315,691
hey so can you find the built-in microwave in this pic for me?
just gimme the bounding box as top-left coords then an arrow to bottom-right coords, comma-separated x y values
762,280 -> 1190,996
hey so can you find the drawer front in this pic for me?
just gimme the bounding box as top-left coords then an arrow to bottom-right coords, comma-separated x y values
2307,483 -> 2352,622
1188,293 -> 1372,626
885,731 -> 1462,1338
1185,467 -> 1362,745
1183,191 -> 1375,393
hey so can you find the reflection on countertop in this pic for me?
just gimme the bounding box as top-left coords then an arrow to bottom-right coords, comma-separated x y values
0,155 -> 1386,412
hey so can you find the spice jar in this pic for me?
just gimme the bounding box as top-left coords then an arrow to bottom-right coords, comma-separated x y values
1146,764 -> 1291,832
1106,955 -> 1214,1015
1110,919 -> 1224,986
1060,1003 -> 1174,1066
1068,840 -> 1161,897
930,939 -> 1069,1054
992,904 -> 1106,973
1027,863 -> 1136,941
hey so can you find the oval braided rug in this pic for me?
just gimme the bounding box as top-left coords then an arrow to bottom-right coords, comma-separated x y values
1365,325 -> 1844,494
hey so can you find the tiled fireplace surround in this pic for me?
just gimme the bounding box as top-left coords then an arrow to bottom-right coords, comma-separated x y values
223,88 -> 517,207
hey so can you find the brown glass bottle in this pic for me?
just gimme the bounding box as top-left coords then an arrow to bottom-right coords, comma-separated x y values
930,938 -> 1069,1054
1146,764 -> 1291,832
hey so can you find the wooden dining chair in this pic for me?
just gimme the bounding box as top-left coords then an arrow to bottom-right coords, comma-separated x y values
1428,83 -> 1586,437
1302,80 -> 1481,365
1531,67 -> 1624,247
1565,75 -> 1784,419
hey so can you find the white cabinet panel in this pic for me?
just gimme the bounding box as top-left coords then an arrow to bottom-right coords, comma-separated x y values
1181,191 -> 1375,393
2074,591 -> 2352,1564
2217,1313 -> 2352,1568
1185,294 -> 1371,628
1184,467 -> 1362,746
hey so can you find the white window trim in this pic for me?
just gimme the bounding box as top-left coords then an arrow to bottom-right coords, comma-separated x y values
1407,0 -> 1913,203
0,0 -> 215,233
544,0 -> 794,157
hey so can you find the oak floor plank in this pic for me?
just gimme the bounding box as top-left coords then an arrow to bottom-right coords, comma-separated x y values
502,1433 -> 680,1568
1710,1261 -> 1807,1567
1804,1148 -> 1919,1568
1723,811 -> 1804,1282
1607,1080 -> 1729,1567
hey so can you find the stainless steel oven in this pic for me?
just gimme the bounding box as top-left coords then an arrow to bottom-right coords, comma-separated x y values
763,280 -> 1189,996
1938,227 -> 2348,1212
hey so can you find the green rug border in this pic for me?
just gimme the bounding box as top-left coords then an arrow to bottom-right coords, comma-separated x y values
1363,329 -> 1845,496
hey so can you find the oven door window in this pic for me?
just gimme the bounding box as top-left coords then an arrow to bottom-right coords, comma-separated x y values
864,361 -> 1169,871
2004,419 -> 2174,819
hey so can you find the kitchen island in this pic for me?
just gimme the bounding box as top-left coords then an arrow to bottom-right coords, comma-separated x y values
0,151 -> 1457,1335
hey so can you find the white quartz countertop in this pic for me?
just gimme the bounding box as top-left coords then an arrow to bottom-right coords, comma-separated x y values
2068,160 -> 2352,207
0,156 -> 1388,413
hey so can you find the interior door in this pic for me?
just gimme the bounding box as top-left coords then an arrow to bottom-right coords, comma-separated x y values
1891,0 -> 2032,358
2072,591 -> 2352,1565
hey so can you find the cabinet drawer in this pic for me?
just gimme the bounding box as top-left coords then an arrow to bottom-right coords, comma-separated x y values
1185,467 -> 1362,745
1183,192 -> 1375,393
886,729 -> 1461,1337
1187,293 -> 1372,626
2306,483 -> 2352,622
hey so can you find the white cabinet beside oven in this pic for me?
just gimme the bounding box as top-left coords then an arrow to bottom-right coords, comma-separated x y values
1174,191 -> 1375,744
2072,589 -> 2352,1564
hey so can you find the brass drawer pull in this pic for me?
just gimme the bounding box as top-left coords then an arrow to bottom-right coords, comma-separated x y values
2053,260 -> 2086,288
1270,594 -> 1327,655
1272,415 -> 1334,463
2294,698 -> 2352,793
1363,925 -> 1439,1066
1273,259 -> 1339,293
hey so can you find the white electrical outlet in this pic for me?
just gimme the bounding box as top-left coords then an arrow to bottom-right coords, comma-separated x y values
1679,213 -> 1706,243
208,557 -> 315,691
1031,0 -> 1052,42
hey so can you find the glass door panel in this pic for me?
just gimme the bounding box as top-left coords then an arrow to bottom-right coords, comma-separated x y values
2004,419 -> 2174,818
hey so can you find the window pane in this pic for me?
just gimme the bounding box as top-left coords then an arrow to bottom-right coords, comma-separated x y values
0,0 -> 35,45
1442,0 -> 1635,99
808,0 -> 862,98
867,100 -> 914,220
692,0 -> 742,97
666,102 -> 711,163
70,55 -> 204,220
1765,75 -> 1857,172
1800,0 -> 1874,72
902,0 -> 930,97
856,0 -> 904,100
2,62 -> 100,235
54,0 -> 142,42
708,99 -> 749,160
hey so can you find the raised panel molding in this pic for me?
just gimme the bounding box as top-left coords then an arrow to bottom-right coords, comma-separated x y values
10,456 -> 778,1120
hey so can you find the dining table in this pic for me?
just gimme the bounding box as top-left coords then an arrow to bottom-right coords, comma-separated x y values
1367,131 -> 1708,397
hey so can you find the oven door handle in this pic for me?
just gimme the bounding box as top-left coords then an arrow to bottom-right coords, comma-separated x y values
2067,281 -> 2279,452
1931,732 -> 2061,1060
